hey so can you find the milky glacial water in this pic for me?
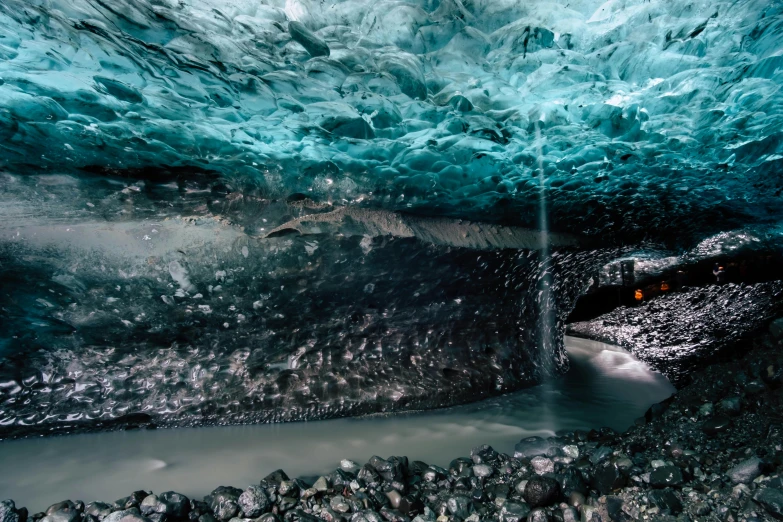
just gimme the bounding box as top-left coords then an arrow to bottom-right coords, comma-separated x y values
0,337 -> 674,512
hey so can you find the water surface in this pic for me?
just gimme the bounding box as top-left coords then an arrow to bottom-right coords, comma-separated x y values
0,337 -> 674,511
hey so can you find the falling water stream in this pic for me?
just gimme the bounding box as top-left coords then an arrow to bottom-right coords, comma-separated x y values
0,337 -> 674,512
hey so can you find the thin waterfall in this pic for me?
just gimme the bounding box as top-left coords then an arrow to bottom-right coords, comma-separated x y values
535,120 -> 555,429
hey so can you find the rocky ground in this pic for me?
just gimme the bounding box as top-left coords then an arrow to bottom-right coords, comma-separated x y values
2,319 -> 783,522
568,282 -> 783,387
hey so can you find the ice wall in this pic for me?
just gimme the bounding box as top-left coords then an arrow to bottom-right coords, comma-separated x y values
0,0 -> 782,434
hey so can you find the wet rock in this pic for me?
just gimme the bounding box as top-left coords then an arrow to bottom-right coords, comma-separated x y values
647,488 -> 682,515
558,467 -> 588,497
470,445 -> 498,464
604,496 -> 624,522
702,415 -> 732,436
446,496 -> 472,519
579,505 -> 600,522
498,502 -> 531,522
114,493 -> 149,511
719,396 -> 742,416
754,488 -> 783,520
330,497 -> 351,514
560,506 -> 578,522
472,464 -> 493,478
1,501 -> 20,522
341,460 -> 362,474
515,437 -> 553,459
523,477 -> 560,508
527,508 -> 550,522
85,504 -> 112,520
277,480 -> 299,497
649,466 -> 684,489
769,318 -> 783,341
205,487 -> 243,521
530,457 -> 554,475
40,507 -> 79,522
592,462 -> 626,494
103,509 -> 149,522
288,22 -> 330,58
727,457 -> 764,484
238,486 -> 270,518
263,470 -> 289,484
313,476 -> 329,493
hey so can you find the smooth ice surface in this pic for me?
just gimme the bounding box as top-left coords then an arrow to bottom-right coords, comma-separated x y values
0,338 -> 675,513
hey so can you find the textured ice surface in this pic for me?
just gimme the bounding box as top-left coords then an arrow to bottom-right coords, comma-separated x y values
0,0 -> 782,434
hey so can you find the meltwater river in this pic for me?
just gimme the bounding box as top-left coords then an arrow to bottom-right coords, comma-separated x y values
0,337 -> 674,511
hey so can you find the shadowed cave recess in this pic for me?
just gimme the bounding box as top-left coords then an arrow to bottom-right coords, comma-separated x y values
0,0 -> 782,439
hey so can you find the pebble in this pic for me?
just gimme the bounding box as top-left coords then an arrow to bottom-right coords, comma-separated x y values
727,457 -> 764,484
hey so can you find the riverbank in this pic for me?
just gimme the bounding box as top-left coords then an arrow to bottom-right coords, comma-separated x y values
2,324 -> 782,522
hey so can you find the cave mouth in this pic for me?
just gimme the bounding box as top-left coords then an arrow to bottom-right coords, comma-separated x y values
0,0 -> 782,440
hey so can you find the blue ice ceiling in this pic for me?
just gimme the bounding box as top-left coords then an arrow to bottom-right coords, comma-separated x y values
0,0 -> 782,434
0,0 -> 781,241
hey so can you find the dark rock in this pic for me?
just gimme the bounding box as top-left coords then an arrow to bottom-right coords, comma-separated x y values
560,507 -> 578,522
256,515 -> 279,522
263,470 -> 289,484
745,380 -> 767,395
592,462 -> 626,494
41,507 -> 79,522
649,466 -> 684,489
278,481 -> 299,497
589,446 -> 613,465
702,415 -> 732,436
719,396 -> 742,416
422,466 -> 446,483
288,22 -> 330,58
114,493 -> 149,511
204,487 -> 242,521
647,488 -> 682,515
103,509 -> 149,522
1,501 -> 20,522
238,486 -> 270,518
558,467 -> 588,497
604,496 -> 624,522
498,502 -> 531,522
754,487 -> 783,520
471,445 -> 498,464
527,508 -> 550,522
514,437 -> 553,458
446,496 -> 472,519
523,477 -> 561,508
727,457 -> 764,484
396,496 -> 421,516
329,497 -> 351,514
85,504 -> 112,520
378,507 -> 407,522
449,458 -> 472,476
277,498 -> 297,513
46,504 -> 75,516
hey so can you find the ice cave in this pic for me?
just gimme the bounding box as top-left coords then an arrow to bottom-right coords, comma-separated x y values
0,0 -> 782,519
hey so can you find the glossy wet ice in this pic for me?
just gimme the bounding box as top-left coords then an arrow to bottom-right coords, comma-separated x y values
0,337 -> 674,512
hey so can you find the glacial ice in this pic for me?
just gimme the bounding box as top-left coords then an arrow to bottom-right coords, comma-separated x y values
0,0 -> 782,434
